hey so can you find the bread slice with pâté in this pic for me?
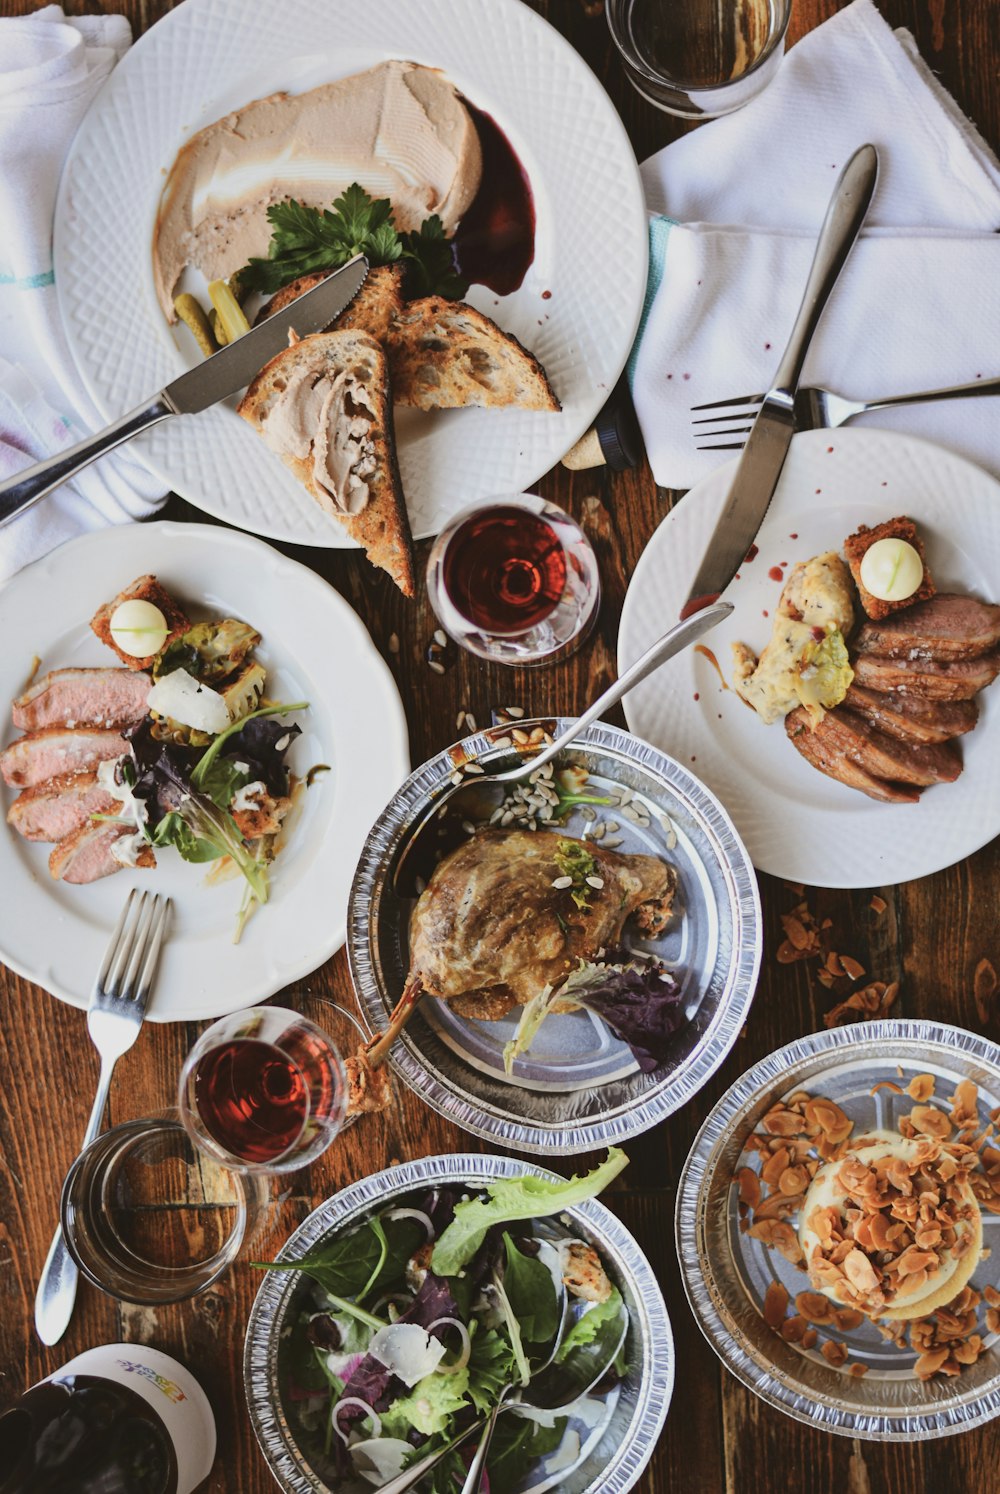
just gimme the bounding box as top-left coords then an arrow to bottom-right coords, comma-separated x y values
257,264 -> 406,344
237,329 -> 415,596
388,297 -> 560,412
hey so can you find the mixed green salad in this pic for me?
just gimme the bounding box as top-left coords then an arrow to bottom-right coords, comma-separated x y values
260,1152 -> 631,1492
105,614 -> 307,940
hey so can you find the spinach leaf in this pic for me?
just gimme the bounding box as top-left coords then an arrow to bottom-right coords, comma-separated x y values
487,1414 -> 567,1494
501,1235 -> 559,1345
256,1214 -> 424,1304
194,755 -> 250,812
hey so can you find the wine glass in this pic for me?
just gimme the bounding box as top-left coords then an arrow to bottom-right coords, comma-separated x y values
425,493 -> 600,665
178,1005 -> 350,1175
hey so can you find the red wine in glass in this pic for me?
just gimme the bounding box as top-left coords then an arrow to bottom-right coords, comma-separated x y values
193,1039 -> 308,1166
427,495 -> 600,665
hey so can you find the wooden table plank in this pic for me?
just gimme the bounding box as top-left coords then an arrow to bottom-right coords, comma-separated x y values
1,1 -> 998,1490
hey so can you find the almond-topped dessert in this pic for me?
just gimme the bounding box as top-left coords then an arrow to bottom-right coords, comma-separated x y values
739,1074 -> 1000,1380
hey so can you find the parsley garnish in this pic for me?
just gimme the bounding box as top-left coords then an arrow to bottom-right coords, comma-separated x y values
239,183 -> 469,300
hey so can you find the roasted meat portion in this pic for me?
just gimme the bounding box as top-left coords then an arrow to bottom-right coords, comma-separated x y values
851,649 -> 1000,701
0,728 -> 127,788
7,772 -> 117,842
12,668 -> 150,731
49,820 -> 155,884
785,708 -> 960,802
842,685 -> 978,745
407,828 -> 677,1020
854,594 -> 1000,662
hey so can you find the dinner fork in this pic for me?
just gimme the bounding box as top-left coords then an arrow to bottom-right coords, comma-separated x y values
34,890 -> 171,1346
690,373 -> 1000,449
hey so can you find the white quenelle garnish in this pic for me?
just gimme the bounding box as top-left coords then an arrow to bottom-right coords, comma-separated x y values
147,668 -> 230,734
366,1323 -> 447,1387
859,538 -> 924,603
109,598 -> 169,657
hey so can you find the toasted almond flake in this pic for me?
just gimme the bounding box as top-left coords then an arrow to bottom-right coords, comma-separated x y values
763,1281 -> 789,1330
906,1074 -> 935,1103
848,1362 -> 868,1377
840,954 -> 867,981
795,1291 -> 835,1325
802,1328 -> 818,1349
870,894 -> 887,914
737,1167 -> 762,1210
781,1315 -> 807,1343
821,1340 -> 848,1368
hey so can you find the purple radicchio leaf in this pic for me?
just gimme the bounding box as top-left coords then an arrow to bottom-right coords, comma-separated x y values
224,716 -> 301,796
568,948 -> 686,1073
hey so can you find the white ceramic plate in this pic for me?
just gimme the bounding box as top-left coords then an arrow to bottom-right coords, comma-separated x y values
0,523 -> 409,1021
52,0 -> 647,548
618,429 -> 1000,888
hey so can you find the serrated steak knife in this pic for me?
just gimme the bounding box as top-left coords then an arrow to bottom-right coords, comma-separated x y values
0,254 -> 369,527
683,146 -> 879,616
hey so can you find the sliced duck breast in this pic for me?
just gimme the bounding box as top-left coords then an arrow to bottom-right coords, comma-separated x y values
12,668 -> 151,731
0,728 -> 127,788
851,649 -> 1000,702
842,685 -> 979,745
7,772 -> 117,842
854,594 -> 1000,662
785,709 -> 920,804
49,820 -> 155,884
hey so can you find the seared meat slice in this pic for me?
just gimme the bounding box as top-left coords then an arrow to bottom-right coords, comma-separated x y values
49,820 -> 155,884
785,710 -> 920,804
854,594 -> 1000,662
7,772 -> 117,842
842,685 -> 978,745
12,667 -> 150,731
851,649 -> 1000,701
0,728 -> 126,788
787,707 -> 961,796
407,828 -> 676,1020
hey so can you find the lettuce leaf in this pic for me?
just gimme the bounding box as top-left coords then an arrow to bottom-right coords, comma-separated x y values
795,627 -> 853,725
380,1367 -> 470,1438
431,1151 -> 628,1276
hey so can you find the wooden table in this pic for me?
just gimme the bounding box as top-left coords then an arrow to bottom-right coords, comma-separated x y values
2,1 -> 998,1489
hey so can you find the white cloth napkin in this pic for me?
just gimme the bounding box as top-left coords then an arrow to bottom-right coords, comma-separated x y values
0,4 -> 164,584
630,0 -> 1000,491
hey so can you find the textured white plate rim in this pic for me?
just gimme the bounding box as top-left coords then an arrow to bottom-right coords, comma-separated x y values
0,521 -> 409,1021
52,0 -> 648,549
618,428 -> 1000,888
244,1152 -> 673,1494
674,1019 -> 1000,1440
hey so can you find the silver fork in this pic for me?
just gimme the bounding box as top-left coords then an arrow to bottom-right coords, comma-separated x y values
690,373 -> 1000,449
34,889 -> 171,1345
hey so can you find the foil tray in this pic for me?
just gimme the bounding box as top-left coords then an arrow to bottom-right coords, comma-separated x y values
347,719 -> 762,1153
244,1154 -> 673,1493
676,1020 -> 1000,1440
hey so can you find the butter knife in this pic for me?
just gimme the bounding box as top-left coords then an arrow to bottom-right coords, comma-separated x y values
684,145 -> 879,614
0,254 -> 369,527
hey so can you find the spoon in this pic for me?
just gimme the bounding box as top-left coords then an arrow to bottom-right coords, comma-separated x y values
375,1293 -> 628,1494
458,1296 -> 629,1494
392,599 -> 733,898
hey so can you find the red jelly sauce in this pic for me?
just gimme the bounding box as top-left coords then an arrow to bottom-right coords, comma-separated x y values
454,104 -> 535,296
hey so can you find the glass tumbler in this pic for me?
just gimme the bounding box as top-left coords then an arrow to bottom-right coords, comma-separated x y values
61,1113 -> 266,1306
425,493 -> 600,666
607,0 -> 792,118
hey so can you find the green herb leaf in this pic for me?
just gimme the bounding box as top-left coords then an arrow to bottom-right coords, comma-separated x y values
501,1234 -> 560,1344
255,1214 -> 424,1307
399,215 -> 469,299
553,837 -> 599,911
195,755 -> 250,812
150,810 -> 228,864
431,1151 -> 628,1275
555,1287 -> 626,1380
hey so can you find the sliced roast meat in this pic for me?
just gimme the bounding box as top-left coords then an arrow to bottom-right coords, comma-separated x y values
785,709 -> 920,804
851,649 -> 1000,702
854,594 -> 1000,662
12,667 -> 150,731
842,685 -> 979,745
0,728 -> 127,787
7,772 -> 117,842
49,820 -> 155,884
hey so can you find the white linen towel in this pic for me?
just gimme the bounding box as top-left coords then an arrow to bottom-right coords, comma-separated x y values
631,0 -> 1000,491
0,4 -> 164,583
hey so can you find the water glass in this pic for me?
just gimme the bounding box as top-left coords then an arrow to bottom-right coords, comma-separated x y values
607,0 -> 792,118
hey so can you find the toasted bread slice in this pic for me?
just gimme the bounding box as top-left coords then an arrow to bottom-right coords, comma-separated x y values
843,516 -> 935,620
238,330 -> 414,596
90,575 -> 190,670
256,265 -> 406,344
388,297 -> 560,411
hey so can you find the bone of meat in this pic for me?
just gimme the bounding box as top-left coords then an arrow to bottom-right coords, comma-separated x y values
850,649 -> 1000,702
785,709 -> 920,804
0,728 -> 127,788
841,685 -> 978,745
49,820 -> 155,884
12,668 -> 151,731
7,772 -> 117,842
853,594 -> 1000,662
406,827 -> 676,1020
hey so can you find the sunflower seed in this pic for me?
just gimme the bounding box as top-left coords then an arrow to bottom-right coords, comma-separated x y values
605,821 -> 619,833
492,735 -> 513,751
388,632 -> 400,655
433,629 -> 447,647
618,788 -> 634,806
465,712 -> 477,732
506,706 -> 526,719
552,876 -> 574,890
590,823 -> 606,840
461,821 -> 475,835
428,659 -> 446,675
582,806 -> 597,822
500,810 -> 514,827
602,836 -> 623,848
450,771 -> 464,786
585,875 -> 605,890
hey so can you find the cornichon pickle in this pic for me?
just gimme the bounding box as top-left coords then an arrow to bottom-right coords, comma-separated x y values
173,293 -> 218,357
208,279 -> 251,344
